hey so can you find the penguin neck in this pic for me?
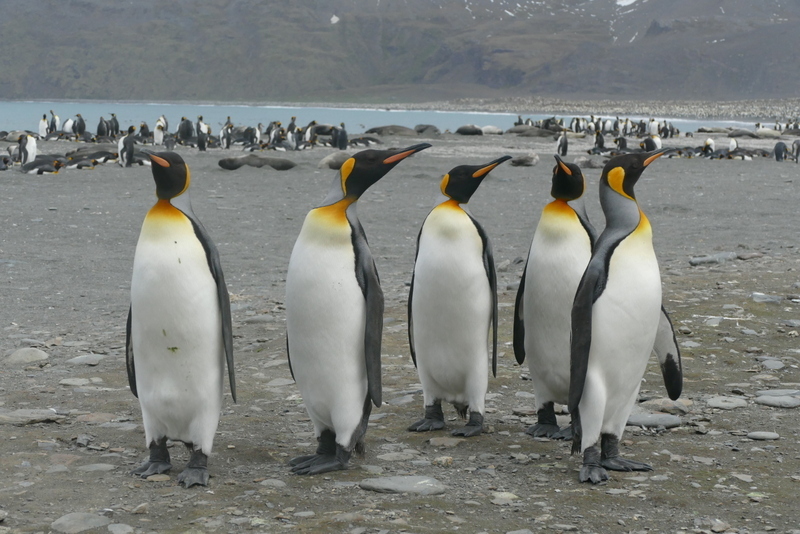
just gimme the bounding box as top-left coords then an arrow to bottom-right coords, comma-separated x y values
600,184 -> 641,232
436,197 -> 468,213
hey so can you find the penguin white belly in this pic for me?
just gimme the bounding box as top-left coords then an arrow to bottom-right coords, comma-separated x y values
411,207 -> 491,408
285,210 -> 368,446
131,205 -> 223,454
580,225 -> 661,446
524,205 -> 592,407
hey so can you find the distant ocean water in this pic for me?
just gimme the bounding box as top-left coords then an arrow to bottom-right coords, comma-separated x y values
0,100 -> 755,135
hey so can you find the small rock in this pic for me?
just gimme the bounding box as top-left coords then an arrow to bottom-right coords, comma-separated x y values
76,464 -> 116,472
496,259 -> 511,272
59,378 -> 91,387
428,437 -> 464,448
386,395 -> 415,406
751,292 -> 782,303
294,511 -> 315,518
731,473 -> 753,483
50,512 -> 111,533
550,525 -> 578,532
706,396 -> 747,409
756,389 -> 800,396
681,340 -> 701,348
360,475 -> 446,495
693,456 -> 715,466
4,347 -> 48,365
761,359 -> 785,371
710,519 -> 732,533
266,378 -> 294,387
490,491 -> 519,505
754,395 -> 800,408
131,503 -> 148,514
747,431 -> 779,440
108,525 -> 134,534
66,354 -> 105,366
626,413 -> 681,429
259,478 -> 287,488
689,252 -> 736,265
432,456 -> 453,467
146,474 -> 170,482
0,409 -> 66,425
377,451 -> 420,462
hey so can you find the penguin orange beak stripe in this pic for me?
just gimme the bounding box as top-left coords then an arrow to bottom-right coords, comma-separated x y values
557,160 -> 573,176
472,162 -> 502,179
383,149 -> 418,165
643,151 -> 665,166
148,154 -> 171,168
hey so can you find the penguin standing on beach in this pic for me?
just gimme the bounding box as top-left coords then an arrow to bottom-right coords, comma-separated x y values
49,110 -> 60,134
513,155 -> 596,439
38,114 -> 48,137
407,156 -> 510,437
18,134 -> 37,166
569,151 -> 683,484
285,142 -> 431,475
119,126 -> 136,167
557,132 -> 568,156
127,151 -> 235,487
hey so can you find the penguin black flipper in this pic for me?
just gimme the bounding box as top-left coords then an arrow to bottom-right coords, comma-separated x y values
407,228 -> 423,369
175,201 -> 237,404
466,212 -> 498,378
349,211 -> 384,408
125,306 -> 137,398
654,305 -> 683,400
512,260 -> 528,365
568,257 -> 606,424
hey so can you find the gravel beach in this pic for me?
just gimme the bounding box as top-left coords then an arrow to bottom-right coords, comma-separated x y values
1,126 -> 800,534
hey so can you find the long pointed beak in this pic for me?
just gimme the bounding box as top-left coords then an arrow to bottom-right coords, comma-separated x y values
472,155 -> 512,178
382,143 -> 432,164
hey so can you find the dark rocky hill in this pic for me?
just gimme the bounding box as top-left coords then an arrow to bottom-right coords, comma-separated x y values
2,0 -> 797,103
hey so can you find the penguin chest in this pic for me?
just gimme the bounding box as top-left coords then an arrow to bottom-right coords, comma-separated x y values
524,204 -> 592,389
130,204 -> 222,382
285,208 -> 367,380
591,219 -> 661,379
412,206 -> 491,375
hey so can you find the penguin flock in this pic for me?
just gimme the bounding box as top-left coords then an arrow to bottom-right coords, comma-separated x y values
121,136 -> 684,487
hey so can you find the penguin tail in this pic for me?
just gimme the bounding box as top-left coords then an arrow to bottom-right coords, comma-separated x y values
570,409 -> 582,455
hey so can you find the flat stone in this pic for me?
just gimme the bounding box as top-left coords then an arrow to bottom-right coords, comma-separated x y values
108,525 -> 134,534
428,437 -> 465,448
627,413 -> 681,429
75,413 -> 117,424
754,395 -> 800,408
294,511 -> 315,518
732,473 -> 753,483
259,478 -> 287,488
747,431 -> 779,440
99,422 -> 139,431
4,347 -> 48,365
639,397 -> 692,415
762,359 -> 785,370
66,354 -> 105,366
59,378 -> 91,387
47,464 -> 69,473
0,409 -> 66,425
266,378 -> 294,387
707,396 -> 747,409
76,463 -> 116,472
146,474 -> 170,482
377,451 -> 420,462
51,512 -> 112,533
386,395 -> 415,406
751,292 -> 782,303
756,389 -> 800,396
490,491 -> 520,505
360,475 -> 446,495
693,456 -> 715,465
681,340 -> 701,348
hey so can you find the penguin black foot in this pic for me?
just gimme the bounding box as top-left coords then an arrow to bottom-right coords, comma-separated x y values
600,434 -> 652,472
131,438 -> 172,477
177,449 -> 209,488
579,445 -> 609,484
551,424 -> 574,441
452,411 -> 483,437
290,430 -> 351,475
525,403 -> 561,438
408,402 -> 445,432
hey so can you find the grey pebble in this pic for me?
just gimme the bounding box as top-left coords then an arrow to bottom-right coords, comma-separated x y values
266,378 -> 294,387
59,378 -> 91,387
107,525 -> 135,534
756,389 -> 800,396
706,396 -> 748,409
627,413 -> 681,428
689,252 -> 737,265
747,431 -> 780,440
4,347 -> 48,365
0,408 -> 66,425
751,292 -> 782,303
76,464 -> 116,472
66,354 -> 105,366
754,395 -> 800,408
377,451 -> 420,461
386,394 -> 415,406
681,340 -> 701,348
360,475 -> 446,495
259,478 -> 287,488
761,359 -> 785,370
50,512 -> 112,533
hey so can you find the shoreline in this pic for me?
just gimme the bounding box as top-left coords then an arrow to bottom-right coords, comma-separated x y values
5,96 -> 800,122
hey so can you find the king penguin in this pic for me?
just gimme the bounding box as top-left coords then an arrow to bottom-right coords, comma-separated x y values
285,142 -> 431,475
513,155 -> 596,439
569,151 -> 683,484
407,155 -> 510,437
126,151 -> 236,487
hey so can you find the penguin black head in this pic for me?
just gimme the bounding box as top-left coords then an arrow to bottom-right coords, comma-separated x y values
440,155 -> 512,203
600,150 -> 664,200
144,151 -> 190,200
550,155 -> 585,201
337,143 -> 432,199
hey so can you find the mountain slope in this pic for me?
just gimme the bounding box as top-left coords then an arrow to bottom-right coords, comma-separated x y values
2,0 -> 797,102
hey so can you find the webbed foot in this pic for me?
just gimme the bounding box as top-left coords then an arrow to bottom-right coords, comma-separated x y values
600,434 -> 652,472
579,445 -> 609,484
452,411 -> 483,437
177,449 -> 209,488
408,402 -> 445,432
131,438 -> 172,477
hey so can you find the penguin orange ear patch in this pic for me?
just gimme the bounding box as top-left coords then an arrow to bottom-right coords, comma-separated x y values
440,173 -> 450,196
149,154 -> 171,168
340,158 -> 355,194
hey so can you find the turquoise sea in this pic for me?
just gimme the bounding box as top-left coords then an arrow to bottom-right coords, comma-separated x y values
0,100 -> 755,135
